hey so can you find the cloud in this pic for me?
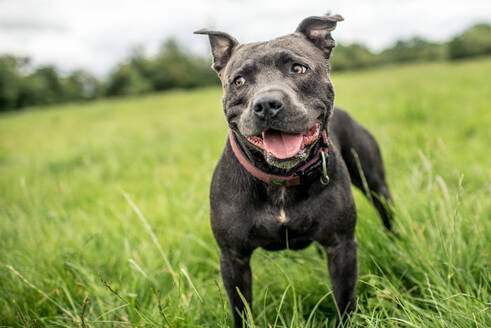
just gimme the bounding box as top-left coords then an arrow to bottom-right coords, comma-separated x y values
0,20 -> 65,32
0,0 -> 490,76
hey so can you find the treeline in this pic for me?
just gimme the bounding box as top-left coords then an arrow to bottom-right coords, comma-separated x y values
104,40 -> 217,97
0,57 -> 104,110
0,40 -> 217,111
332,23 -> 491,70
1,23 -> 490,111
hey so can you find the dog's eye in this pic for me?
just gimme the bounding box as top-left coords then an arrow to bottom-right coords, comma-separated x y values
233,76 -> 246,87
291,64 -> 308,74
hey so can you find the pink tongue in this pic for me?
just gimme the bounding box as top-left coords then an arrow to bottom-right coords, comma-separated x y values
262,130 -> 304,159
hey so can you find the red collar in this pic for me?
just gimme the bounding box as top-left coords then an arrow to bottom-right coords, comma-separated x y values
229,129 -> 329,187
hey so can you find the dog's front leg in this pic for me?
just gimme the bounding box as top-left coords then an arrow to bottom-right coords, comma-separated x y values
325,235 -> 358,323
220,250 -> 252,328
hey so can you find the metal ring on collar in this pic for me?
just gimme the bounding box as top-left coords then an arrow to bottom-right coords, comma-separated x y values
320,151 -> 330,185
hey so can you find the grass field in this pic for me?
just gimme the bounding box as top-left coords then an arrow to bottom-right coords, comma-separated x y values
1,58 -> 490,327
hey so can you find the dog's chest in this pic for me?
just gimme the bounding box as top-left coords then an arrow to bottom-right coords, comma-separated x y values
249,187 -> 320,250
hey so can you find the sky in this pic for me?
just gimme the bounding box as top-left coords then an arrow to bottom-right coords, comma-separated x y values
1,0 -> 490,77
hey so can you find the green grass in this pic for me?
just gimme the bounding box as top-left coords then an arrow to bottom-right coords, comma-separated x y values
1,58 -> 490,327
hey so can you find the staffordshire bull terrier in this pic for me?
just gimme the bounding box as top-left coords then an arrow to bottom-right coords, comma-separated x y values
195,14 -> 394,327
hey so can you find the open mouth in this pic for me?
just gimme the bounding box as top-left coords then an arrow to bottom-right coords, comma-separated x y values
246,120 -> 321,159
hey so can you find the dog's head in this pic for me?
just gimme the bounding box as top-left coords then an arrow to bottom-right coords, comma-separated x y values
196,15 -> 342,169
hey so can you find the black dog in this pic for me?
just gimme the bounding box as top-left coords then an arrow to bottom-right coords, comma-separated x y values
195,14 -> 394,327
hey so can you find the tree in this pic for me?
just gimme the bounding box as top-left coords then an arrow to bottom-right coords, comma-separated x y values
149,39 -> 217,91
0,56 -> 22,110
331,43 -> 376,71
449,24 -> 491,59
30,66 -> 65,104
379,38 -> 447,63
63,70 -> 102,101
105,64 -> 152,97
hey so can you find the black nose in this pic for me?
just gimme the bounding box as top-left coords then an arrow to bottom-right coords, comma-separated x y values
252,92 -> 284,119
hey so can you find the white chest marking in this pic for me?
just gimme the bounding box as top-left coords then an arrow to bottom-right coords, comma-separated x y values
278,208 -> 289,223
279,187 -> 286,202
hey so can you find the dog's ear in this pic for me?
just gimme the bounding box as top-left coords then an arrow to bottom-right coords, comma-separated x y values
295,14 -> 343,59
194,29 -> 239,74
